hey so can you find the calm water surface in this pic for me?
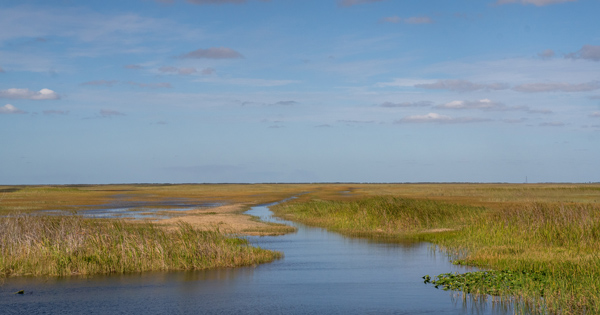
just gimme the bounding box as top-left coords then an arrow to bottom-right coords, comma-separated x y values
1,201 -> 510,314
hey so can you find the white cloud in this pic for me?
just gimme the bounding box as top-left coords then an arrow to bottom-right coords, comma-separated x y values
0,66 -> 4,72
513,81 -> 600,93
0,104 -> 26,114
590,112 -> 600,118
496,0 -> 576,6
179,47 -> 244,59
0,88 -> 59,100
415,79 -> 509,92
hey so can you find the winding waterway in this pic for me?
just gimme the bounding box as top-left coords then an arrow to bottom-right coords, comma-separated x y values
1,200 -> 510,314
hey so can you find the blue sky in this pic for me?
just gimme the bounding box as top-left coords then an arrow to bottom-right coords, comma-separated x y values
1,0 -> 599,184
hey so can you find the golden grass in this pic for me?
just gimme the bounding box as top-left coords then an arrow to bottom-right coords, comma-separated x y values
0,214 -> 281,277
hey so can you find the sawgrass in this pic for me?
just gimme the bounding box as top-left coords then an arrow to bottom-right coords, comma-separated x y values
273,186 -> 600,315
0,214 -> 281,277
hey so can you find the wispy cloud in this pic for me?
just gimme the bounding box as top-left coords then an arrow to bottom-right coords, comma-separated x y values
495,0 -> 576,6
338,0 -> 386,7
124,64 -> 143,70
395,112 -> 491,124
375,78 -> 434,88
513,81 -> 600,93
380,16 -> 433,24
179,47 -> 243,59
565,45 -> 600,62
415,79 -> 509,92
82,80 -> 118,87
0,104 -> 26,114
381,101 -> 432,108
196,77 -> 298,87
159,66 -> 197,75
436,99 -> 510,111
537,49 -> 555,59
201,67 -> 216,75
590,112 -> 600,118
271,101 -> 298,106
0,88 -> 59,100
99,109 -> 125,117
43,110 -> 69,115
539,121 -> 565,127
338,120 -> 376,124
127,82 -> 172,89
0,66 -> 4,73
503,118 -> 528,124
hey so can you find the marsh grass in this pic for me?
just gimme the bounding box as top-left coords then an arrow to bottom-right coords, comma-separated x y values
272,196 -> 485,237
274,195 -> 600,314
0,214 -> 281,277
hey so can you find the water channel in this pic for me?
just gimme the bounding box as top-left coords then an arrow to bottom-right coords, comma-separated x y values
0,200 -> 511,314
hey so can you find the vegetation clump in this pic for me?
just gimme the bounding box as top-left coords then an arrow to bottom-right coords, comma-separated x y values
423,270 -> 549,296
0,214 -> 281,277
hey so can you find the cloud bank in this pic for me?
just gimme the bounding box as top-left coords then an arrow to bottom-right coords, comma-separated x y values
513,81 -> 600,93
415,79 -> 509,92
566,45 -> 600,62
0,88 -> 59,100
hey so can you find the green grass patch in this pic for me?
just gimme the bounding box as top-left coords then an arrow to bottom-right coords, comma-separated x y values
274,195 -> 600,314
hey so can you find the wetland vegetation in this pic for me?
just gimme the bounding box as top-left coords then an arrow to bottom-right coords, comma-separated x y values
2,183 -> 599,314
272,183 -> 600,315
0,214 -> 281,277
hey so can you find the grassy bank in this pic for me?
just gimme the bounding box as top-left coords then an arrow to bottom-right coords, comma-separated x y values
273,192 -> 600,314
0,214 -> 281,277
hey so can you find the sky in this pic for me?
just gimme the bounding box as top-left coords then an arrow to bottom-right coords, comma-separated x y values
1,0 -> 599,184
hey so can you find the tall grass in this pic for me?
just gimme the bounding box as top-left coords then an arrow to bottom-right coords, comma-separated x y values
0,215 -> 281,277
274,197 -> 600,314
273,196 -> 485,237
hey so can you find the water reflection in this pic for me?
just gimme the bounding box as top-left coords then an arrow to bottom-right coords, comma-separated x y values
37,194 -> 222,220
1,201 -> 511,314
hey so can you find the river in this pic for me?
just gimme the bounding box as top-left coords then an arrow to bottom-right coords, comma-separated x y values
0,200 -> 510,314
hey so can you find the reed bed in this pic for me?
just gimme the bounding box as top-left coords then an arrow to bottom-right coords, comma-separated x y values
0,214 -> 281,277
274,196 -> 600,314
272,196 -> 485,237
